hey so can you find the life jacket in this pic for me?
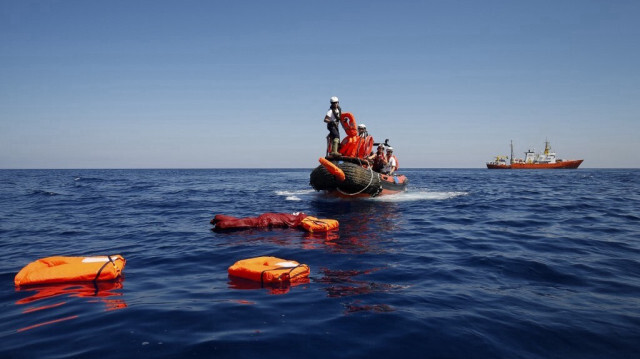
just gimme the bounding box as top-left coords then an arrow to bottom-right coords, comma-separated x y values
356,135 -> 374,159
228,256 -> 310,285
212,212 -> 339,233
319,157 -> 345,182
337,112 -> 365,157
339,136 -> 360,157
339,112 -> 358,137
300,216 -> 339,232
15,255 -> 126,286
211,212 -> 308,230
372,153 -> 387,172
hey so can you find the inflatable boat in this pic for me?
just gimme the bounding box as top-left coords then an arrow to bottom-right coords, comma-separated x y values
311,110 -> 409,198
310,156 -> 408,198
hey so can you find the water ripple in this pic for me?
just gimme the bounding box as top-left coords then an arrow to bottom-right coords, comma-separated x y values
0,169 -> 639,359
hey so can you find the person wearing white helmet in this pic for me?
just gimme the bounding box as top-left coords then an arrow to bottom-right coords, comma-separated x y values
382,146 -> 398,175
323,96 -> 342,156
357,123 -> 368,138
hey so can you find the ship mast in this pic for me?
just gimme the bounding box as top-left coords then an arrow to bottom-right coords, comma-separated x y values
510,140 -> 514,165
544,138 -> 551,155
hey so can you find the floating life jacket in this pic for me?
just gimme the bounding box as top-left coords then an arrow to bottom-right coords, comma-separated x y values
211,212 -> 308,230
301,216 -> 339,232
211,212 -> 339,232
228,256 -> 310,285
15,255 -> 126,286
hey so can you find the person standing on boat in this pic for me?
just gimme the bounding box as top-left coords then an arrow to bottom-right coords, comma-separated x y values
324,96 -> 341,156
383,147 -> 398,175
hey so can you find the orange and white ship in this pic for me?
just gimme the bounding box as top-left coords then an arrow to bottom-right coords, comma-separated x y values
487,140 -> 583,169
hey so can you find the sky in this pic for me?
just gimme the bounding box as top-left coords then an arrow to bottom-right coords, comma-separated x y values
1,0 -> 639,168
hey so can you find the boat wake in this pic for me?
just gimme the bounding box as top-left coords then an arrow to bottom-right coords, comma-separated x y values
275,190 -> 316,201
276,190 -> 467,202
369,190 -> 468,202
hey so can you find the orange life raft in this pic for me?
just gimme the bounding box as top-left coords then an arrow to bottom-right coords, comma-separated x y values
15,255 -> 126,286
228,256 -> 310,285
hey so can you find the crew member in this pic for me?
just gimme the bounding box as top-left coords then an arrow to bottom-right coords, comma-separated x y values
323,96 -> 341,156
383,147 -> 398,175
357,123 -> 368,138
368,144 -> 387,173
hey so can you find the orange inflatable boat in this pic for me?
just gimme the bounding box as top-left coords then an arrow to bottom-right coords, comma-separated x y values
228,256 -> 310,285
14,255 -> 126,286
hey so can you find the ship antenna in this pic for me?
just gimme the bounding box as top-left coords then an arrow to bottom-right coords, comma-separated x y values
510,140 -> 514,164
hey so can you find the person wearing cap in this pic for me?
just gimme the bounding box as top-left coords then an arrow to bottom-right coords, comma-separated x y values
382,147 -> 398,175
323,96 -> 342,156
368,144 -> 388,173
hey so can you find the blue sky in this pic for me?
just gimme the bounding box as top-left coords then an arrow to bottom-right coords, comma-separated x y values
1,0 -> 638,168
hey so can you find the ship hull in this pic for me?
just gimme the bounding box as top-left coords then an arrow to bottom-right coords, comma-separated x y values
487,159 -> 583,169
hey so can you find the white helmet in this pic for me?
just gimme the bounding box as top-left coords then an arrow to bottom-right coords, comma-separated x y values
358,123 -> 366,129
330,96 -> 339,103
387,147 -> 394,152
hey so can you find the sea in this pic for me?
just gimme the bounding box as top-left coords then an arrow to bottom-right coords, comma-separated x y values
0,168 -> 638,359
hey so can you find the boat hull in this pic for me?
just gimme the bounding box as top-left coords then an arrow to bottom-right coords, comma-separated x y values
487,159 -> 583,169
310,160 -> 408,197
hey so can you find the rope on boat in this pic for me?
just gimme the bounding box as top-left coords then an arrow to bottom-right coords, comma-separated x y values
336,158 -> 378,196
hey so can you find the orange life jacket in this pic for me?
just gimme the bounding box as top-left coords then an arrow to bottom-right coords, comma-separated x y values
339,112 -> 358,137
319,157 -> 345,182
228,256 -> 310,284
339,136 -> 360,157
301,216 -> 339,232
15,255 -> 126,286
357,136 -> 374,159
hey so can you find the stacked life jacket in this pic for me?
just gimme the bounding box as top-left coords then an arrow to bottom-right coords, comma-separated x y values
338,113 -> 373,159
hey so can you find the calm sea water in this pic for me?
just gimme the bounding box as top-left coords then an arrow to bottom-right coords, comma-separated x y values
0,168 -> 638,358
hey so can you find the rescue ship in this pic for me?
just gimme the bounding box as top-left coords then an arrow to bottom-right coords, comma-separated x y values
486,140 -> 583,169
309,112 -> 408,198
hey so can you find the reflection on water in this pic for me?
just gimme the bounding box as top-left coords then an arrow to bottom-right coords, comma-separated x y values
214,228 -> 339,251
228,275 -> 310,295
343,301 -> 394,314
317,268 -> 405,314
15,281 -> 127,332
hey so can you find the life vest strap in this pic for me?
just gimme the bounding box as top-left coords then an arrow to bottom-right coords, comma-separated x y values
93,255 -> 115,282
259,264 -> 309,287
